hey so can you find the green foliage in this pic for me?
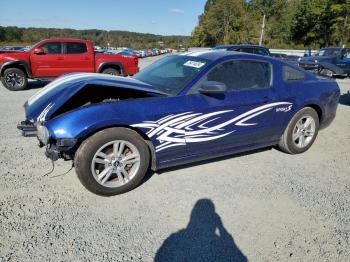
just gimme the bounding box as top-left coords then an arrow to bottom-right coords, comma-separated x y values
0,26 -> 190,49
192,0 -> 350,48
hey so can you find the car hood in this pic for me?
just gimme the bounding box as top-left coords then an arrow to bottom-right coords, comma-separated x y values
25,73 -> 166,122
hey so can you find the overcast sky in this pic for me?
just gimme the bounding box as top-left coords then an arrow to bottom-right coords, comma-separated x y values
0,0 -> 207,36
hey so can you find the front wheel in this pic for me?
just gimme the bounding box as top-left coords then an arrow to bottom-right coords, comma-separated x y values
1,68 -> 28,91
278,107 -> 319,154
74,127 -> 150,196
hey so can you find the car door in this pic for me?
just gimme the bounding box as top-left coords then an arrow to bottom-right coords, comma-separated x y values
184,59 -> 283,157
336,49 -> 350,74
30,42 -> 65,77
62,42 -> 94,73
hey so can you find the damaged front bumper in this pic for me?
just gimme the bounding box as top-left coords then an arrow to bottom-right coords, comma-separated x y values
17,120 -> 37,137
45,139 -> 78,161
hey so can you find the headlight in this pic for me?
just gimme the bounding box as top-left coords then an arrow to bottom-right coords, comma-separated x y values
314,60 -> 318,63
37,125 -> 50,145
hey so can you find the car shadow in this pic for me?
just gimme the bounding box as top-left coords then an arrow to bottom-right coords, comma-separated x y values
140,146 -> 272,188
154,198 -> 247,262
26,80 -> 51,90
339,93 -> 350,106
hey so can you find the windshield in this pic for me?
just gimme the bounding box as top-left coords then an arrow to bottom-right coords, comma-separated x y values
133,55 -> 211,95
318,49 -> 341,56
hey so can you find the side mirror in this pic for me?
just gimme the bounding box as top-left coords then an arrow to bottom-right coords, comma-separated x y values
33,48 -> 45,55
198,81 -> 227,95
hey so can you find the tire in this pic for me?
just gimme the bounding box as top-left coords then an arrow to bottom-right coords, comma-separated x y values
101,68 -> 120,76
74,127 -> 150,196
278,107 -> 319,154
1,68 -> 28,91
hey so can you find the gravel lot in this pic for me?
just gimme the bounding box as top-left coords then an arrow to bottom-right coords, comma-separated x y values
0,56 -> 349,262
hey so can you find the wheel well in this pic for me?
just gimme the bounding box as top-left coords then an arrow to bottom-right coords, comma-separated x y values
100,64 -> 121,74
1,64 -> 28,77
305,104 -> 322,122
73,125 -> 156,170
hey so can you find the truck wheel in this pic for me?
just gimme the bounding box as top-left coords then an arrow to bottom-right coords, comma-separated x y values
75,127 -> 150,196
278,107 -> 319,154
1,68 -> 28,91
102,68 -> 120,76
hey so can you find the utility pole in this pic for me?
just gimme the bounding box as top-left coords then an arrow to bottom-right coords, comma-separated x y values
259,14 -> 266,46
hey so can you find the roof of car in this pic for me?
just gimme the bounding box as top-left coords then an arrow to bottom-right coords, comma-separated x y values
179,50 -> 269,61
214,44 -> 269,49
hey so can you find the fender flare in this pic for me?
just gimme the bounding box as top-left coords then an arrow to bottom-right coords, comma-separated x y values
97,62 -> 125,75
0,60 -> 32,78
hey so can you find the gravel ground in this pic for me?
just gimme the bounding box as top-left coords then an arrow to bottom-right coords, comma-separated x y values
0,56 -> 349,262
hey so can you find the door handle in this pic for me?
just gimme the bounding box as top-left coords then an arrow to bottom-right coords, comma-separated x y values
57,57 -> 64,60
263,96 -> 269,103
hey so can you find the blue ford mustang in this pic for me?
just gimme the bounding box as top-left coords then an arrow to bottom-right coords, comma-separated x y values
19,51 -> 340,195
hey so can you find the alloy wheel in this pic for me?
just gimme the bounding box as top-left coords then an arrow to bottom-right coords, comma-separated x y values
91,140 -> 141,188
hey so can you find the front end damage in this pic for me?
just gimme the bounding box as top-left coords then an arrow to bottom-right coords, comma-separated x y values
17,120 -> 37,137
17,73 -> 165,162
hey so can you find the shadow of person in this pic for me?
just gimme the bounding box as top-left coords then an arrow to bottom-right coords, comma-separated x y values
155,199 -> 247,262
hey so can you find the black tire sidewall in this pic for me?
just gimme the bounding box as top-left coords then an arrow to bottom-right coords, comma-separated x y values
2,68 -> 28,91
285,108 -> 319,154
75,128 -> 150,196
102,68 -> 120,76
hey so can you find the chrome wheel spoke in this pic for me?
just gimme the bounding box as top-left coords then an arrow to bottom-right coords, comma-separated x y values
98,167 -> 113,183
298,135 -> 305,147
120,167 -> 130,182
122,154 -> 140,165
114,141 -> 125,158
93,158 -> 109,165
293,131 -> 301,141
303,118 -> 313,129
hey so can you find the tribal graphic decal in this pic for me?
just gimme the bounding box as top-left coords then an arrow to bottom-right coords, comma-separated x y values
132,102 -> 292,152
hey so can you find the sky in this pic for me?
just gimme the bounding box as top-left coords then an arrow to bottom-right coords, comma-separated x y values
0,0 -> 207,36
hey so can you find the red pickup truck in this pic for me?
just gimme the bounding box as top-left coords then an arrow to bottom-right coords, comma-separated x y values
0,39 -> 139,91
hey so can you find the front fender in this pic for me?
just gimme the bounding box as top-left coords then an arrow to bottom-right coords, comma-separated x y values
0,60 -> 32,77
45,103 -> 147,140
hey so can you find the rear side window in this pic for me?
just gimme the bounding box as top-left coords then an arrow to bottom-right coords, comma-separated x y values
235,48 -> 254,54
66,42 -> 87,54
255,48 -> 269,56
283,66 -> 305,81
39,42 -> 62,54
206,60 -> 272,91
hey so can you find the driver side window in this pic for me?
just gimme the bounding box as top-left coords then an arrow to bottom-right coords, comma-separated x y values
39,42 -> 62,54
188,59 -> 272,94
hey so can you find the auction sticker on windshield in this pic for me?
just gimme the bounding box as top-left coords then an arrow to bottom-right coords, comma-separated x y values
184,60 -> 206,68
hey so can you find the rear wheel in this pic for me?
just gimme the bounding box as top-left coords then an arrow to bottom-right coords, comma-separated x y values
1,68 -> 28,91
75,127 -> 150,196
102,68 -> 120,76
278,107 -> 319,154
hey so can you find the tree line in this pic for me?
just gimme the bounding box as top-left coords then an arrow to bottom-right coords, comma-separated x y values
191,0 -> 350,49
0,26 -> 190,49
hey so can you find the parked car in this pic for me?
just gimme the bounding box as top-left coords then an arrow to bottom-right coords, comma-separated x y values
0,39 -> 139,91
285,55 -> 301,66
213,44 -> 271,56
298,47 -> 350,77
271,53 -> 287,60
0,46 -> 25,52
18,51 -> 340,195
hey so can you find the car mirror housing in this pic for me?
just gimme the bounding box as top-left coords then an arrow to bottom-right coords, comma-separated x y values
199,81 -> 227,95
33,48 -> 45,55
